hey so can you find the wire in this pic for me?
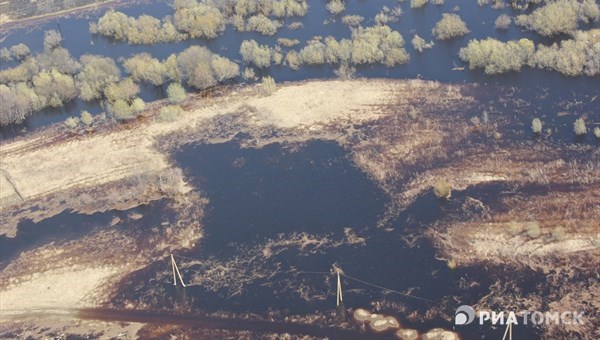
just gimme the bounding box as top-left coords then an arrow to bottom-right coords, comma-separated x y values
341,273 -> 437,304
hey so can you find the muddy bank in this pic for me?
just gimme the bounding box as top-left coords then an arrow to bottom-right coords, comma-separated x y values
1,79 -> 598,338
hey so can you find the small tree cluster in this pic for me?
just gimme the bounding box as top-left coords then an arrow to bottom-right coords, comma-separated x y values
432,13 -> 469,40
412,34 -> 434,53
410,0 -> 428,9
515,0 -> 599,37
342,15 -> 363,27
173,2 -> 226,39
533,29 -> 599,76
77,55 -> 121,101
245,14 -> 281,35
178,46 -> 239,89
459,38 -> 535,74
91,10 -> 185,44
494,14 -> 511,30
240,40 -> 274,68
326,0 -> 345,15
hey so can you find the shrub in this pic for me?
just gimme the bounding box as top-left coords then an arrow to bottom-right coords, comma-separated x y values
77,55 -> 121,101
551,226 -> 566,241
525,221 -> 541,239
459,38 -> 535,74
240,40 -> 273,68
131,97 -> 146,112
43,30 -> 63,51
32,69 -> 78,107
10,44 -> 30,60
594,127 -> 600,139
261,76 -> 277,95
515,0 -> 599,37
533,29 -> 599,76
299,39 -> 327,65
433,181 -> 452,199
412,34 -> 434,53
531,118 -> 543,134
65,116 -> 80,129
277,38 -> 301,47
246,14 -> 281,35
287,22 -> 303,30
494,14 -> 511,30
243,67 -> 257,81
109,99 -> 136,120
0,48 -> 12,61
80,110 -> 94,126
334,62 -> 356,80
342,15 -> 363,27
159,105 -> 183,122
104,78 -> 140,103
177,46 -> 239,89
573,118 -> 587,135
123,53 -> 167,86
326,0 -> 345,15
325,37 -> 352,64
173,3 -> 226,39
167,83 -> 187,103
93,10 -> 186,44
285,51 -> 302,70
351,25 -> 409,66
410,0 -> 428,8
432,13 -> 469,40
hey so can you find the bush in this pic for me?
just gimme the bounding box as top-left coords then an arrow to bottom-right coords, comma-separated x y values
65,116 -> 80,129
300,39 -> 327,65
573,118 -> 587,135
432,13 -> 469,40
31,69 -> 78,107
43,30 -> 62,51
167,83 -> 187,103
10,44 -> 30,60
411,0 -> 428,9
246,14 -> 281,35
459,38 -> 535,74
240,40 -> 273,68
174,3 -> 226,39
433,181 -> 452,199
551,226 -> 566,242
80,110 -> 94,126
159,105 -> 183,122
533,29 -> 599,76
531,118 -> 542,134
525,221 -> 541,239
326,0 -> 345,15
515,0 -> 599,37
77,55 -> 121,101
325,37 -> 352,64
342,15 -> 363,27
351,25 -> 409,66
288,22 -> 303,30
177,46 -> 239,89
93,10 -> 186,44
277,38 -> 301,47
123,53 -> 167,86
285,51 -> 302,70
0,48 -> 12,61
104,78 -> 140,103
261,76 -> 277,95
594,127 -> 600,139
243,67 -> 257,81
36,47 -> 80,75
412,34 -> 434,53
494,14 -> 511,30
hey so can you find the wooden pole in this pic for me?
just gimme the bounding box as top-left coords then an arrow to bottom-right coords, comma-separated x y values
171,254 -> 177,286
502,322 -> 512,340
336,272 -> 343,306
171,254 -> 187,287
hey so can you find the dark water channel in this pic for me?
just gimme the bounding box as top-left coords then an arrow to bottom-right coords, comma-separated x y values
103,140 -> 538,338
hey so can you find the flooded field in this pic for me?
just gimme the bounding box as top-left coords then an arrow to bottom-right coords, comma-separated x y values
0,0 -> 598,339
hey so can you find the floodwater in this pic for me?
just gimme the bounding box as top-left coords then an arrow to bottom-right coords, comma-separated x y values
0,0 -> 598,141
1,0 -> 597,338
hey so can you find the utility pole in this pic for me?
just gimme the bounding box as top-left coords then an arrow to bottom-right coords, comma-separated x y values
336,271 -> 343,306
171,254 -> 187,287
501,322 -> 512,340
